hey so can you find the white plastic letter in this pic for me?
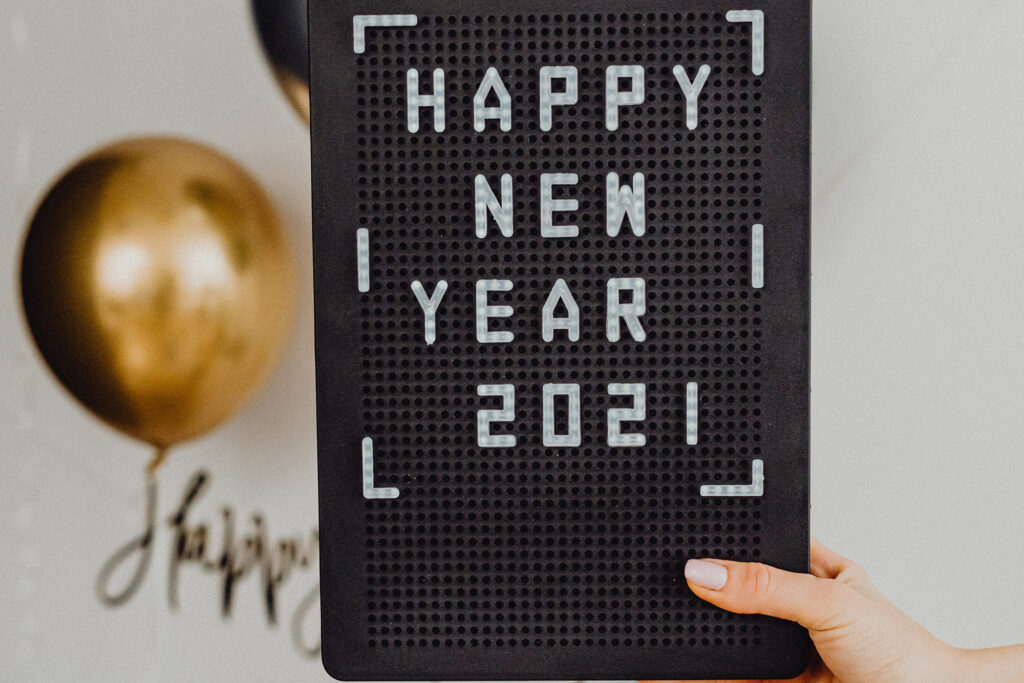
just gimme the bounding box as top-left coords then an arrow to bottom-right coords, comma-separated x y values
407,68 -> 445,133
539,66 -> 578,132
476,280 -> 514,343
540,173 -> 579,238
473,67 -> 512,132
672,64 -> 712,131
475,174 -> 514,238
477,385 -> 516,448
410,280 -> 448,345
606,172 -> 646,237
608,383 -> 647,447
542,279 -> 580,342
605,65 -> 645,131
543,384 -> 582,448
607,278 -> 647,342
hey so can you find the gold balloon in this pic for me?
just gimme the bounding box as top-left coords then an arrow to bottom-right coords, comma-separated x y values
20,138 -> 295,465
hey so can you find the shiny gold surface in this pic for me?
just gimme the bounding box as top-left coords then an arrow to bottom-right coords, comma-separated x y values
20,138 -> 295,451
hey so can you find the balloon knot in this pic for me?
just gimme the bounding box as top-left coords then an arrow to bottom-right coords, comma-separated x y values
147,446 -> 169,478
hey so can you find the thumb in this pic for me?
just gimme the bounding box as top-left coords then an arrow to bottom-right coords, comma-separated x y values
684,558 -> 869,632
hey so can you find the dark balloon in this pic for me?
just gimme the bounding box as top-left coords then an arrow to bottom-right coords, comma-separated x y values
252,0 -> 309,123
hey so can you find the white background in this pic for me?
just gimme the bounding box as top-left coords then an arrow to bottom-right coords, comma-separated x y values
2,1 -> 1023,681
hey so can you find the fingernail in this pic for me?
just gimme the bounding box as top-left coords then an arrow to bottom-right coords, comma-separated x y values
684,559 -> 728,590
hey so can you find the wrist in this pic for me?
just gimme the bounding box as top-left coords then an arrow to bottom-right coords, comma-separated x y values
944,643 -> 1024,681
937,645 -> 975,682
894,639 -> 971,682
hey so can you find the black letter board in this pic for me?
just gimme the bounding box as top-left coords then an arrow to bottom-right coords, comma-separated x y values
310,1 -> 810,679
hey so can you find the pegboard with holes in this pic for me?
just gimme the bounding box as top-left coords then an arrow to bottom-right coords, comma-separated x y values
310,0 -> 810,679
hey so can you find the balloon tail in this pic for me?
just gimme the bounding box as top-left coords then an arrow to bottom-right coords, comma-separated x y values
146,446 -> 169,477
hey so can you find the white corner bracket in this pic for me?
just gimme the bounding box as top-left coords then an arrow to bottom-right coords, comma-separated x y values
353,15 -> 418,54
700,459 -> 764,497
725,10 -> 765,76
362,437 -> 399,500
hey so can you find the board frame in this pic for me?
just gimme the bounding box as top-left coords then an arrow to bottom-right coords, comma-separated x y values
310,1 -> 812,678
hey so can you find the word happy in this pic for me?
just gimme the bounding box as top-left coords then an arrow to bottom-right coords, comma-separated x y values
408,63 -> 714,133
96,471 -> 321,657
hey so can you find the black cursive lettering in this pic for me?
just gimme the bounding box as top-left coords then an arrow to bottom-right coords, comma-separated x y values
96,469 -> 319,658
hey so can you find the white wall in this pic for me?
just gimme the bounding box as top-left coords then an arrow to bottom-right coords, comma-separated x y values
0,1 -> 1022,681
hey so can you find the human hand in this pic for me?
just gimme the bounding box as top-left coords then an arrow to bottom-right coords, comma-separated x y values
643,538 -> 1024,682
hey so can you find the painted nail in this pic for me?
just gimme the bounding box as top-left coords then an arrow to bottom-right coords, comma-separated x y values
684,559 -> 728,590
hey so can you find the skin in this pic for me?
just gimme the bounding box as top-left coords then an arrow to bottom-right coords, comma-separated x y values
643,538 -> 1024,682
